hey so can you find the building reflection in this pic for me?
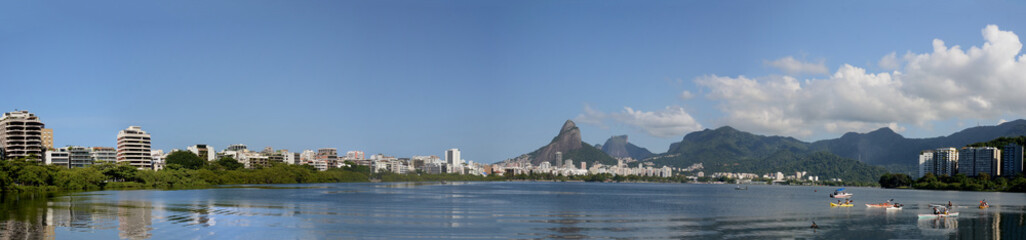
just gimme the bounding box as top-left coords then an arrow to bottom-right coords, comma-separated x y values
117,200 -> 152,240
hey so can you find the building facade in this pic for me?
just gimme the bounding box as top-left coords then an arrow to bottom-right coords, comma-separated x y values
918,150 -> 935,179
1001,143 -> 1023,177
90,147 -> 117,164
116,126 -> 153,169
68,146 -> 93,168
958,147 -> 1001,177
445,148 -> 463,174
45,147 -> 70,167
0,111 -> 46,160
41,128 -> 53,150
187,144 -> 216,161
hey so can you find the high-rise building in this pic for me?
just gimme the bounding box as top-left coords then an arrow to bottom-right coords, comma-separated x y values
116,126 -> 152,169
958,147 -> 1001,177
1001,143 -> 1023,177
41,128 -> 53,150
187,144 -> 216,161
446,148 -> 463,174
0,110 -> 46,160
555,151 -> 563,168
918,150 -> 934,178
90,147 -> 117,164
934,148 -> 959,176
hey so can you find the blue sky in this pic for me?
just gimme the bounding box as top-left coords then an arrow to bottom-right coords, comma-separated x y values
2,1 -> 1025,163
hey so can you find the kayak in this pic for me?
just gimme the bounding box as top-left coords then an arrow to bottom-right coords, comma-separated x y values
918,212 -> 959,218
979,205 -> 990,209
830,203 -> 854,207
886,206 -> 902,210
830,193 -> 853,198
866,203 -> 892,207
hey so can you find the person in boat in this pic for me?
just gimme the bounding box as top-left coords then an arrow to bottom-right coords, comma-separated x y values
948,201 -> 953,208
933,207 -> 940,214
980,199 -> 988,208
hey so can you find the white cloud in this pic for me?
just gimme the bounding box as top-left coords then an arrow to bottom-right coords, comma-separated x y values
878,52 -> 901,70
679,90 -> 694,100
613,107 -> 703,138
765,56 -> 829,75
696,25 -> 1026,137
574,104 -> 608,129
575,106 -> 703,138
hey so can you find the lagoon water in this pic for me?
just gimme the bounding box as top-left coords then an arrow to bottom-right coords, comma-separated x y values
2,182 -> 1026,239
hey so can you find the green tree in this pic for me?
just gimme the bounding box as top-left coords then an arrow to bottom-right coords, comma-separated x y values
216,156 -> 244,170
879,173 -> 912,188
166,151 -> 206,170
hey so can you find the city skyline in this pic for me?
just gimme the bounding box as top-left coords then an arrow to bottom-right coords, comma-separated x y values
3,1 -> 1026,162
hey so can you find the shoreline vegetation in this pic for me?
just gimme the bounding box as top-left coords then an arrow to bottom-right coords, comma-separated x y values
879,172 -> 1026,192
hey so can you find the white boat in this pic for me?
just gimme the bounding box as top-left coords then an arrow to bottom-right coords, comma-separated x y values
735,185 -> 748,190
886,206 -> 902,210
918,212 -> 959,218
829,192 -> 852,198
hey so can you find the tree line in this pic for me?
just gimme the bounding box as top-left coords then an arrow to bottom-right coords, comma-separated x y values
879,172 -> 1026,192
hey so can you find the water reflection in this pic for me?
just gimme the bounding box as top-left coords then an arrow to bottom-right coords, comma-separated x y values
0,183 -> 1024,239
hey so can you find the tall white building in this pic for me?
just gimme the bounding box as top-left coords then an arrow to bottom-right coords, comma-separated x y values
116,126 -> 153,170
0,110 -> 46,160
934,148 -> 959,177
446,148 -> 463,174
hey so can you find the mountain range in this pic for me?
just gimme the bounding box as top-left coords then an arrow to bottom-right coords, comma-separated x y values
810,119 -> 1026,167
508,119 -> 1026,183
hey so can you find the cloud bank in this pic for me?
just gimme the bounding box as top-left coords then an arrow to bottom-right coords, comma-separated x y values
576,106 -> 702,138
697,25 -> 1026,137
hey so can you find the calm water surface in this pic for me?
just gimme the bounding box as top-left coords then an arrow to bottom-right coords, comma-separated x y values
1,182 -> 1025,239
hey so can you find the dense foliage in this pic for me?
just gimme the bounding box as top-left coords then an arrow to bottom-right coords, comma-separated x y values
880,172 -> 1026,192
967,136 -> 1026,148
878,173 -> 913,188
166,151 -> 206,170
0,156 -> 370,196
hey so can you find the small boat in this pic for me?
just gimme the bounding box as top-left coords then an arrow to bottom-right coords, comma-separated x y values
830,192 -> 853,198
918,212 -> 959,218
979,205 -> 990,209
866,203 -> 892,208
886,206 -> 902,210
830,202 -> 853,207
735,185 -> 748,190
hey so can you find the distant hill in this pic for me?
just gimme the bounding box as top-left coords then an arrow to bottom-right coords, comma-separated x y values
601,135 -> 654,160
523,120 -> 617,166
647,126 -> 887,183
810,119 -> 1026,167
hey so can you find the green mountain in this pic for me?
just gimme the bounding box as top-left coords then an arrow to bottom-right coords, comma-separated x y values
648,126 -> 887,183
525,120 -> 617,166
810,119 -> 1026,169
